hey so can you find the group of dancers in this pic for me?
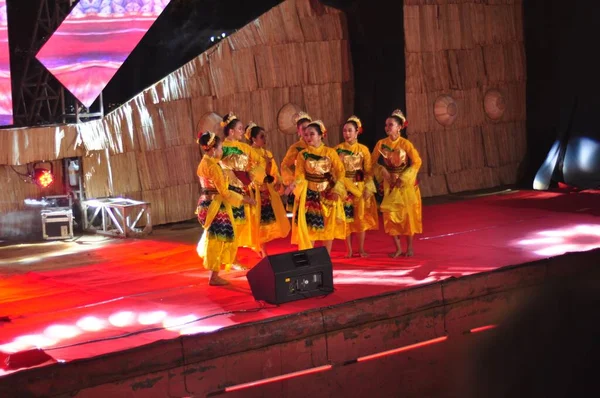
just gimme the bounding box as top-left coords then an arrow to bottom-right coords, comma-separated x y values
196,109 -> 422,286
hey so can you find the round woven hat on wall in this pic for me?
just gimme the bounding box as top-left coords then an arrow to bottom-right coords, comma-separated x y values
196,112 -> 224,137
484,89 -> 506,120
434,95 -> 458,126
277,103 -> 302,135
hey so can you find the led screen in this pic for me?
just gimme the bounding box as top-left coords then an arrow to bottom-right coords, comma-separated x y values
0,0 -> 13,126
36,0 -> 172,108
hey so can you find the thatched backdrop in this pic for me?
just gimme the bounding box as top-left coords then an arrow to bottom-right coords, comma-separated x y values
0,0 -> 353,228
403,0 -> 526,197
0,0 -> 527,233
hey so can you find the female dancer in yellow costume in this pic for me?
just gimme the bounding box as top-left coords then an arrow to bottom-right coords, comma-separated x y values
219,112 -> 266,265
196,132 -> 255,286
245,122 -> 291,257
281,111 -> 312,212
291,120 -> 346,254
371,109 -> 422,258
335,115 -> 379,258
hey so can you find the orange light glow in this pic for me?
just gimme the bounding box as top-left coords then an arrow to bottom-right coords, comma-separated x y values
223,365 -> 333,393
469,324 -> 497,333
356,336 -> 448,362
35,169 -> 54,188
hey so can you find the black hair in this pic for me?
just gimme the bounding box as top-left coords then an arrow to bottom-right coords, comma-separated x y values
198,132 -> 221,151
345,120 -> 359,131
389,115 -> 407,138
223,113 -> 241,136
247,125 -> 264,144
296,117 -> 311,128
306,122 -> 324,136
390,115 -> 404,127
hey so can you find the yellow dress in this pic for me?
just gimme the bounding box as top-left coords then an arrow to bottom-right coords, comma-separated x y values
281,138 -> 308,185
219,139 -> 266,252
196,156 -> 244,272
371,136 -> 422,236
335,141 -> 379,235
292,144 -> 346,250
280,138 -> 308,212
252,147 -> 291,242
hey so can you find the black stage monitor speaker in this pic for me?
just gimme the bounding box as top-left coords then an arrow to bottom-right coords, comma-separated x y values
246,246 -> 334,304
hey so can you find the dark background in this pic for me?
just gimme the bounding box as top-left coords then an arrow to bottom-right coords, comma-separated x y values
522,0 -> 600,188
327,0 -> 600,188
5,0 -> 600,187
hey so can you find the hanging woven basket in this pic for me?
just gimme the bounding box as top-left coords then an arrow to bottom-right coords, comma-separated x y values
277,103 -> 302,135
433,95 -> 458,126
484,89 -> 506,121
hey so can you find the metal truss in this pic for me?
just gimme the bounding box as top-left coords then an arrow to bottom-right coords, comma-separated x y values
12,0 -> 73,127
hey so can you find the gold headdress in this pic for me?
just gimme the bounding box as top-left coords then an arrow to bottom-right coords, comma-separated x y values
346,115 -> 363,134
245,122 -> 257,141
198,131 -> 217,152
293,111 -> 312,125
220,112 -> 238,127
308,120 -> 327,138
391,109 -> 408,128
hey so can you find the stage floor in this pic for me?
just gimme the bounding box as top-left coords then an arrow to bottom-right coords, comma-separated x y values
1,189 -> 599,376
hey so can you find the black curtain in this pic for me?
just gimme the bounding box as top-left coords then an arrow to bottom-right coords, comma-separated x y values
524,0 -> 600,188
327,0 -> 600,187
321,0 -> 405,150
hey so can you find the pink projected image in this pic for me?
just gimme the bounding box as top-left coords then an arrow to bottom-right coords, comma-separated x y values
36,0 -> 172,108
0,0 -> 13,125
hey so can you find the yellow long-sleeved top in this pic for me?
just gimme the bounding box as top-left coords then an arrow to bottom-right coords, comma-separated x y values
219,139 -> 266,252
195,156 -> 243,271
280,138 -> 308,186
251,146 -> 290,242
335,141 -> 379,234
197,156 -> 243,205
291,143 -> 346,249
220,139 -> 267,189
371,135 -> 422,236
252,147 -> 281,185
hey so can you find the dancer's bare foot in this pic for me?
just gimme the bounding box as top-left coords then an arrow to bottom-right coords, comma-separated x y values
403,249 -> 414,257
388,250 -> 403,258
209,275 -> 229,286
344,251 -> 353,258
359,251 -> 369,258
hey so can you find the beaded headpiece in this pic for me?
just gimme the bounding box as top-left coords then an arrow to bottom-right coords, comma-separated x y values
198,131 -> 217,152
308,120 -> 327,138
391,109 -> 408,128
346,115 -> 363,134
244,122 -> 258,141
220,112 -> 238,128
293,111 -> 312,125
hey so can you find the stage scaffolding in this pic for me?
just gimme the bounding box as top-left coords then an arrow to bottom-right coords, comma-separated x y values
12,0 -> 103,127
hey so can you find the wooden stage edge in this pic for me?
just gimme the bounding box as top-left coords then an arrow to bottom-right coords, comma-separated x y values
2,248 -> 599,397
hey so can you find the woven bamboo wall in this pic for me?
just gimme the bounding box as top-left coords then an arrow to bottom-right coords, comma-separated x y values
404,0 -> 526,197
0,0 -> 353,227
